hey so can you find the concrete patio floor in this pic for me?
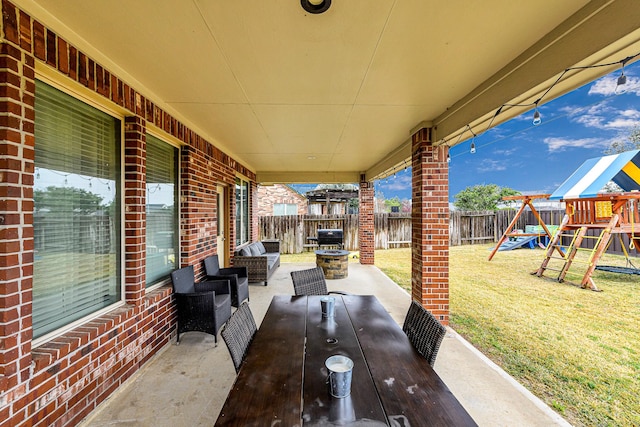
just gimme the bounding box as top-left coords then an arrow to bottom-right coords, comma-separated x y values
79,263 -> 572,427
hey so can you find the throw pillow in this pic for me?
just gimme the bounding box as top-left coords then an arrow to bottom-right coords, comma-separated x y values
249,243 -> 262,256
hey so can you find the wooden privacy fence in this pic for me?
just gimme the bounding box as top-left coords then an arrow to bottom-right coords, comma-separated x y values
259,210 -> 637,257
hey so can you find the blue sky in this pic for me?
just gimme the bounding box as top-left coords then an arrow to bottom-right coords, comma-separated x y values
375,59 -> 640,202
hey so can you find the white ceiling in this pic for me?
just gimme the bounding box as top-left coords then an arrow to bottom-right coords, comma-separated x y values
18,0 -> 640,183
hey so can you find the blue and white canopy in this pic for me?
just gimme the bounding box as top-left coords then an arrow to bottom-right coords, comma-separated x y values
550,150 -> 640,200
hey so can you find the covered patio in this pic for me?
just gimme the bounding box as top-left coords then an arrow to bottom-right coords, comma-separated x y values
78,263 -> 568,427
2,1 -> 640,426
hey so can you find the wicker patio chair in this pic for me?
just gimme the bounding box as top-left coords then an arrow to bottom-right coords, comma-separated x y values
402,300 -> 447,367
203,255 -> 249,308
170,265 -> 232,345
290,266 -> 350,296
221,302 -> 257,373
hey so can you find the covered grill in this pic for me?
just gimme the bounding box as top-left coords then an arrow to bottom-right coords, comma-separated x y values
316,229 -> 344,249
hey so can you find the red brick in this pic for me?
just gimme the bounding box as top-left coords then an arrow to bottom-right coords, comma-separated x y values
33,21 -> 47,61
57,38 -> 68,74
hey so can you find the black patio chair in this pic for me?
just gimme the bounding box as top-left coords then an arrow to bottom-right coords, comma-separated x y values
290,266 -> 349,296
170,265 -> 232,345
402,300 -> 447,367
221,302 -> 257,373
203,254 -> 249,308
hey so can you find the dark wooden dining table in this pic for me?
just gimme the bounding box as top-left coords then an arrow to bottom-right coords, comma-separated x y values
215,295 -> 477,426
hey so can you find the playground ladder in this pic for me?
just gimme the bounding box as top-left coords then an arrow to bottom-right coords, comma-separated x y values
536,214 -> 618,291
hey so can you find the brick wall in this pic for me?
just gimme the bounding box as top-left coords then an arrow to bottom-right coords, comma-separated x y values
411,128 -> 450,325
256,184 -> 307,216
0,39 -> 35,425
0,1 -> 256,426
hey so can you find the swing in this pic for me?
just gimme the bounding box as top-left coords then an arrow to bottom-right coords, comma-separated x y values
596,209 -> 640,275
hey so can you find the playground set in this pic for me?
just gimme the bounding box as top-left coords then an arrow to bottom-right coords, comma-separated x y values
490,150 -> 640,291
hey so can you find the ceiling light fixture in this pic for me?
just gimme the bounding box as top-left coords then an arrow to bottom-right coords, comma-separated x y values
301,0 -> 331,14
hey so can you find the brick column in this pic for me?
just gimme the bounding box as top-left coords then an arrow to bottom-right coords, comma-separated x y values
124,116 -> 146,305
358,177 -> 374,265
411,128 -> 450,324
0,41 -> 35,397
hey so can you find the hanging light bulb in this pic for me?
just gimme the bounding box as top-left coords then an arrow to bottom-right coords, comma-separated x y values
470,140 -> 476,154
447,151 -> 451,163
532,108 -> 542,126
615,69 -> 627,95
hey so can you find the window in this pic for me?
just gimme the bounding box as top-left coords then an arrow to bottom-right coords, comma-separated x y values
146,135 -> 178,286
235,177 -> 250,246
273,203 -> 298,216
33,80 -> 121,339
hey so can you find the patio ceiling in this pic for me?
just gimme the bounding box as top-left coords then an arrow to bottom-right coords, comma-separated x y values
18,0 -> 640,183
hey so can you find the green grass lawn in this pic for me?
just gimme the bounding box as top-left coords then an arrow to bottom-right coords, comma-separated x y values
284,245 -> 640,426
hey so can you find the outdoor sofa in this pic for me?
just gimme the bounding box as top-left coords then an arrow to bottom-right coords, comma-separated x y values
233,240 -> 280,285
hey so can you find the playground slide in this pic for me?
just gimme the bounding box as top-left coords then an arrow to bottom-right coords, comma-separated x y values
495,236 -> 538,251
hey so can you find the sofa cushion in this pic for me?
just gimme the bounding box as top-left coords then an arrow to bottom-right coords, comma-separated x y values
255,241 -> 267,254
239,246 -> 251,257
266,253 -> 279,269
249,243 -> 262,256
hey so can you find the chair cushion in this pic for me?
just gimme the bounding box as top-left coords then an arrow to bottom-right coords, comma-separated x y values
255,241 -> 266,254
266,253 -> 280,269
249,243 -> 262,256
170,266 -> 196,293
215,293 -> 231,310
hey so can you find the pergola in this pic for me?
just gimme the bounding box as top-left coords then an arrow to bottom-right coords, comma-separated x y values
2,1 -> 640,425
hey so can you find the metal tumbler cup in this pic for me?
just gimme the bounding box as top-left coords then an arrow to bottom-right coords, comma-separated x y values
325,355 -> 354,398
321,296 -> 335,318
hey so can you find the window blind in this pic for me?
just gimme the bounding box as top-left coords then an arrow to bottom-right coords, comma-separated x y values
33,80 -> 121,339
146,135 -> 178,286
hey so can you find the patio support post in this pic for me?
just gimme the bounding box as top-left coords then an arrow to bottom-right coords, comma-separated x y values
411,128 -> 450,324
359,176 -> 374,264
124,116 -> 146,304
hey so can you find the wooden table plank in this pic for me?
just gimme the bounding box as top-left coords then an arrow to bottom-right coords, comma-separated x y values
302,296 -> 388,425
216,295 -> 307,426
344,295 -> 477,427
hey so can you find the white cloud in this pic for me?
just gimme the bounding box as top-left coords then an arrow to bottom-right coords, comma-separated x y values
543,137 -> 607,152
493,147 -> 518,156
560,99 -> 640,131
588,74 -> 640,96
476,159 -> 507,173
603,116 -> 640,130
380,174 -> 411,192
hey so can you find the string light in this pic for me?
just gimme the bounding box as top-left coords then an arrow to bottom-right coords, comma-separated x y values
532,104 -> 542,126
469,126 -> 478,154
615,59 -> 629,95
438,52 -> 640,150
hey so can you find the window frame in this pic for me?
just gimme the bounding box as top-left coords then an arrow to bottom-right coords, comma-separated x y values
144,132 -> 180,289
273,203 -> 298,216
235,177 -> 250,247
32,72 -> 126,347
